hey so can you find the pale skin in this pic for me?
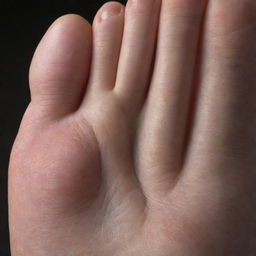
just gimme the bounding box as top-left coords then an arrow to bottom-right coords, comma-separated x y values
8,0 -> 256,255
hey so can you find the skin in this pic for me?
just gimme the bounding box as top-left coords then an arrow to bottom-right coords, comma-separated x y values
8,0 -> 256,255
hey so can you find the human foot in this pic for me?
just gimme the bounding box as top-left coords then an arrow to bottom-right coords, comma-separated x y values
9,0 -> 256,255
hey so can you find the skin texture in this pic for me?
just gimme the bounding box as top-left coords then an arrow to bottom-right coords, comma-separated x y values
8,0 -> 256,255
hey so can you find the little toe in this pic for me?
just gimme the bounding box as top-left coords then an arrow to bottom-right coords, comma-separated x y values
184,0 -> 256,174
29,14 -> 92,120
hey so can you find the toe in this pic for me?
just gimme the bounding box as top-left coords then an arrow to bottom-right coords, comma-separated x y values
137,0 -> 208,196
114,0 -> 161,110
84,2 -> 124,92
184,0 -> 256,176
29,14 -> 92,120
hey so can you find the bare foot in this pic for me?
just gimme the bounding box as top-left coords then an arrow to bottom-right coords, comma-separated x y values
9,0 -> 256,255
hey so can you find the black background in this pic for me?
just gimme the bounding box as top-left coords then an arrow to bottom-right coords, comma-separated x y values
0,1 -> 126,254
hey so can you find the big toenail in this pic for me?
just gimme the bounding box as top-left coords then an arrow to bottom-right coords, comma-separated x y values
100,4 -> 122,21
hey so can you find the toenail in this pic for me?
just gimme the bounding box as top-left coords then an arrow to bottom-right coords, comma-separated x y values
100,4 -> 122,21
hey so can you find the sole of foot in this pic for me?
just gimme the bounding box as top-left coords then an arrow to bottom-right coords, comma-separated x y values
9,0 -> 256,255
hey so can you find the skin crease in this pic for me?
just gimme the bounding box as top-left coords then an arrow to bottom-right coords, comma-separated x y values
8,0 -> 256,255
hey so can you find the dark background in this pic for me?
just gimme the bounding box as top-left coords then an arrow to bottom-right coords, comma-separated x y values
0,1 -> 125,254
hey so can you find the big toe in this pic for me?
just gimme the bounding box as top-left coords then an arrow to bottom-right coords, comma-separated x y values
29,14 -> 92,121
